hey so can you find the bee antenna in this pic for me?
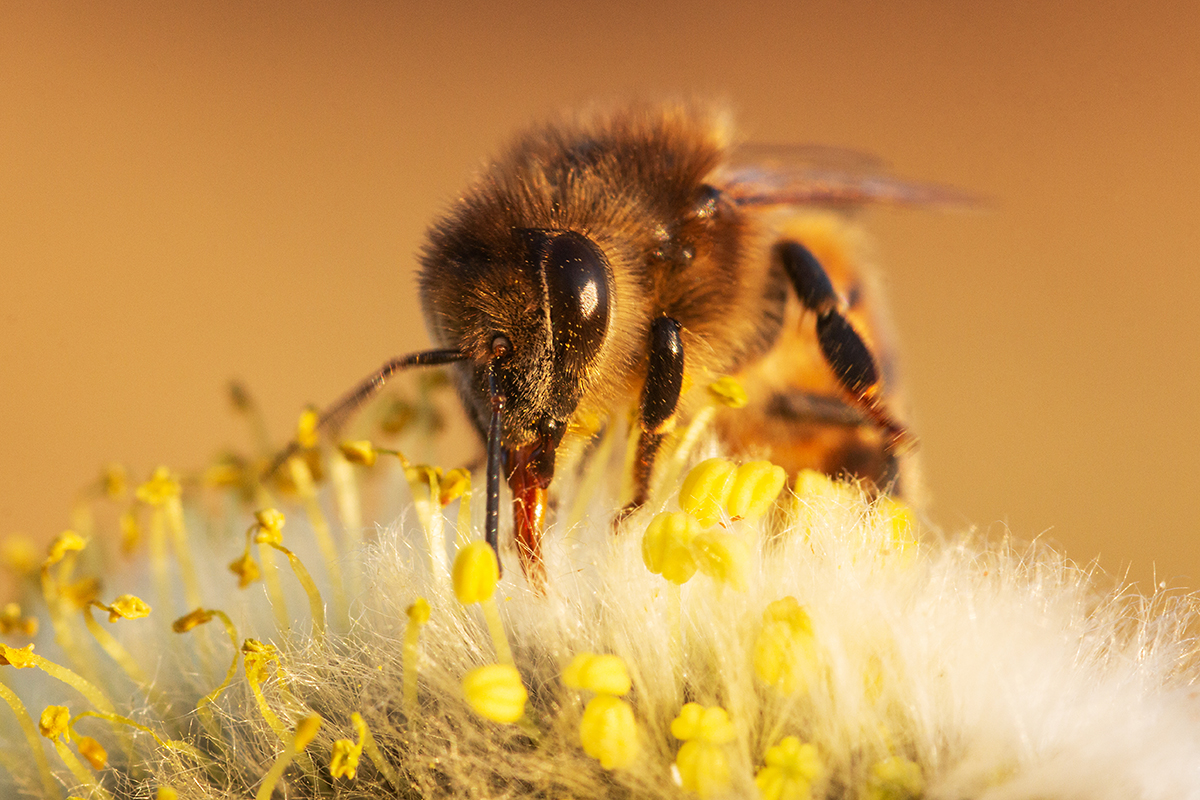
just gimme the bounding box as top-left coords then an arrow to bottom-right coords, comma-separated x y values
262,348 -> 466,480
485,336 -> 511,571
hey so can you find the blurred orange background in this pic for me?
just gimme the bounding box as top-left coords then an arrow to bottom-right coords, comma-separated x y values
2,2 -> 1197,590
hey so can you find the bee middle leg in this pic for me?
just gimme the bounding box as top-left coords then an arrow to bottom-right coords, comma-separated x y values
618,316 -> 684,524
775,240 -> 909,451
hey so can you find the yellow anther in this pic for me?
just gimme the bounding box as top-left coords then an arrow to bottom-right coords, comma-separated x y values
171,608 -> 214,633
462,663 -> 527,723
877,496 -> 918,553
228,551 -> 261,588
157,788 -> 178,800
438,468 -> 471,506
101,463 -> 127,499
38,705 -> 70,740
76,735 -> 108,769
579,694 -> 639,770
563,653 -> 632,696
104,595 -> 151,622
754,598 -> 818,694
407,597 -> 431,626
339,440 -> 377,467
691,531 -> 749,591
330,737 -> 361,779
707,376 -> 748,408
726,461 -> 787,521
45,530 -> 87,567
293,713 -> 322,750
0,643 -> 37,668
755,736 -> 823,800
1,535 -> 39,575
452,541 -> 499,605
255,508 -> 286,534
642,511 -> 701,585
135,466 -> 180,506
118,510 -> 141,553
764,596 -> 813,632
296,408 -> 320,449
670,703 -> 736,744
0,603 -> 38,636
679,458 -> 737,527
866,756 -> 923,800
676,740 -> 731,797
203,459 -> 245,488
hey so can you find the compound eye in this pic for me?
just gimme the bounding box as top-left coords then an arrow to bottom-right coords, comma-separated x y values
541,232 -> 610,377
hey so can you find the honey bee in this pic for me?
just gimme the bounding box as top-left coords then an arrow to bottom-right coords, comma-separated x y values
271,103 -> 961,587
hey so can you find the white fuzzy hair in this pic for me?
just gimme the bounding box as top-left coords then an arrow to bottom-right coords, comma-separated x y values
2,456 -> 1199,800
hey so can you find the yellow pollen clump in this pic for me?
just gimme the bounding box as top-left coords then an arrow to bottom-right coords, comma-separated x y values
642,512 -> 701,584
579,694 -> 639,770
339,440 -> 378,467
45,530 -> 87,567
254,508 -> 286,535
171,608 -> 214,633
670,703 -> 736,744
296,408 -> 320,449
407,597 -> 431,626
726,461 -> 787,521
38,705 -> 70,740
707,376 -> 748,408
228,551 -> 261,588
438,468 -> 471,505
755,736 -> 824,800
0,603 -> 38,636
453,541 -> 499,605
563,653 -> 632,696
866,756 -> 924,800
0,643 -> 37,668
679,459 -> 736,528
76,735 -> 108,769
754,597 -> 819,694
462,663 -> 527,723
135,467 -> 180,506
104,594 -> 151,622
691,531 -> 749,590
330,737 -> 361,779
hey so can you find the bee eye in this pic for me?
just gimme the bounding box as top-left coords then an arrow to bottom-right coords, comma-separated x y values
540,232 -> 610,376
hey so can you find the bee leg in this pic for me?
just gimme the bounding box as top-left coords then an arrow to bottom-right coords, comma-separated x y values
775,241 -> 909,452
618,316 -> 685,524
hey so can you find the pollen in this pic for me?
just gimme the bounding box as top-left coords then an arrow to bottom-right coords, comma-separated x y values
38,705 -> 70,740
579,694 -> 639,770
755,736 -> 823,800
679,459 -> 736,528
754,598 -> 818,694
453,540 -> 500,604
726,460 -> 787,521
228,551 -> 261,588
330,736 -> 361,779
103,594 -> 151,622
76,735 -> 108,769
707,376 -> 748,408
462,663 -> 527,724
296,408 -> 320,449
339,440 -> 378,467
642,511 -> 701,584
134,466 -> 180,506
563,653 -> 632,696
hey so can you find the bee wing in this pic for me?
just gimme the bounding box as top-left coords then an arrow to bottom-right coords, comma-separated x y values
716,143 -> 978,209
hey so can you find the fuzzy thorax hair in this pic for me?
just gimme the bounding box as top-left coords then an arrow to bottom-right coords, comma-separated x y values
1,434 -> 1199,800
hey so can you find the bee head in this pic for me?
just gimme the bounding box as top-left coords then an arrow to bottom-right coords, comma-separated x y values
420,227 -> 613,476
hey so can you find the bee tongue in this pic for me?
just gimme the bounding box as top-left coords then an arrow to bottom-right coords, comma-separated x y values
505,439 -> 555,589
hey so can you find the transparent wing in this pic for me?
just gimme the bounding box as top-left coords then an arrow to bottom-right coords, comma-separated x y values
716,142 -> 979,209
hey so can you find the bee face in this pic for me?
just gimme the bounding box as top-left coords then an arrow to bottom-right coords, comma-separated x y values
420,223 -> 613,465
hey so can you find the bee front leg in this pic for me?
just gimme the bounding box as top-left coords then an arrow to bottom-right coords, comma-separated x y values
619,316 -> 685,524
775,240 -> 909,451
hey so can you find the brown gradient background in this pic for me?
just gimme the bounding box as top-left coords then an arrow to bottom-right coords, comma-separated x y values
3,2 -> 1198,591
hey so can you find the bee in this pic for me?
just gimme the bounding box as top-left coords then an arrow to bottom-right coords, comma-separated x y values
271,103 -> 961,587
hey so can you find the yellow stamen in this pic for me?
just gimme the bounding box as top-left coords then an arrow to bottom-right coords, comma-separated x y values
866,756 -> 924,800
755,736 -> 824,800
462,663 -> 527,724
726,460 -> 787,521
452,542 -> 513,664
353,712 -> 402,790
642,512 -> 701,585
288,455 -> 349,622
0,602 -> 38,637
172,609 -> 240,724
1,535 -> 39,577
579,694 -> 639,770
254,713 -> 322,800
679,458 -> 736,528
753,597 -> 819,694
1,643 -> 116,717
404,598 -> 431,710
562,653 -> 632,696
691,531 -> 749,591
338,440 -> 378,467
0,681 -> 60,799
